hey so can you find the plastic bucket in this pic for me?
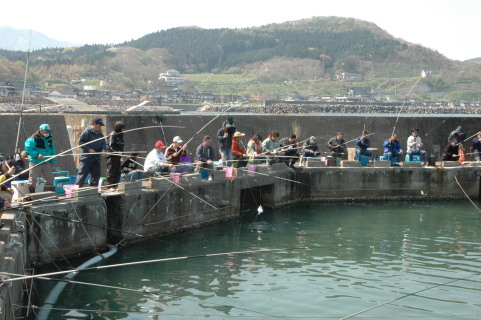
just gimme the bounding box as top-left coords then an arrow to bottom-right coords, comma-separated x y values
170,172 -> 181,184
200,168 -> 209,179
63,184 -> 79,198
360,156 -> 369,166
11,180 -> 29,201
247,164 -> 256,175
379,156 -> 388,161
412,155 -> 421,161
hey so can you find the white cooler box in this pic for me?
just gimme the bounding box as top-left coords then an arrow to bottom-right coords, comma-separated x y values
11,178 -> 45,201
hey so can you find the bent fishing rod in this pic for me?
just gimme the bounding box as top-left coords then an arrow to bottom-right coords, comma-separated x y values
0,125 -> 185,188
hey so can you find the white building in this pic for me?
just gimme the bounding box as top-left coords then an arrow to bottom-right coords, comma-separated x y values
159,69 -> 185,86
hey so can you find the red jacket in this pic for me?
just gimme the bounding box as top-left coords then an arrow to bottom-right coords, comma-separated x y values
232,139 -> 245,157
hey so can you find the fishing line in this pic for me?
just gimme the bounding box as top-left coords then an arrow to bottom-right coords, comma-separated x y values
0,247 -> 306,283
184,104 -> 236,145
340,273 -> 480,320
69,201 -> 101,254
391,77 -> 422,137
454,176 -> 481,214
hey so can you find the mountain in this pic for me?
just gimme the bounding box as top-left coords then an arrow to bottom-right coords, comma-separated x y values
0,17 -> 480,99
471,57 -> 481,63
0,26 -> 76,51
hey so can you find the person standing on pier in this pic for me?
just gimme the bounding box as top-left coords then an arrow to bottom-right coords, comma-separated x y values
106,121 -> 125,191
24,124 -> 56,193
448,125 -> 466,145
217,119 -> 236,166
355,130 -> 373,161
76,117 -> 107,188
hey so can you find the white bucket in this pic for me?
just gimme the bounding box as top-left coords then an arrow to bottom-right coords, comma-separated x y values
37,177 -> 45,193
11,180 -> 29,201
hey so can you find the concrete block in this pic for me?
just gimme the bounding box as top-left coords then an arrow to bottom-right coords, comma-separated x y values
28,191 -> 56,202
465,161 -> 481,167
374,160 -> 391,167
77,187 -> 100,198
117,181 -> 142,192
256,164 -> 270,174
0,213 -> 15,229
305,161 -> 326,168
403,161 -> 423,167
341,160 -> 360,167
442,161 -> 461,167
270,163 -> 287,172
212,170 -> 226,181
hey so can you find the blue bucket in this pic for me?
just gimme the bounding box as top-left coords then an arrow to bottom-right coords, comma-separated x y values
200,168 -> 209,179
360,156 -> 368,166
412,155 -> 421,162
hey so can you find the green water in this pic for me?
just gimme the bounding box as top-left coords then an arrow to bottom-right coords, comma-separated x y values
40,201 -> 481,319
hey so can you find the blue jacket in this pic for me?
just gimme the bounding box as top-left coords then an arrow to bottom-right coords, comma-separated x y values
383,139 -> 403,154
355,136 -> 370,152
195,144 -> 215,162
24,131 -> 56,164
78,126 -> 106,160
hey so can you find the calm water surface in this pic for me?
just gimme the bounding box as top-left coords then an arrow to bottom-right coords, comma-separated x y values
41,201 -> 481,319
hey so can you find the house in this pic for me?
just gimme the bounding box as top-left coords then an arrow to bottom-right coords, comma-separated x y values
48,88 -> 77,99
0,81 -> 16,96
158,69 -> 185,86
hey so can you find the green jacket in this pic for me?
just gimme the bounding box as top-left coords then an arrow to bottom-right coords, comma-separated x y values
25,131 -> 56,164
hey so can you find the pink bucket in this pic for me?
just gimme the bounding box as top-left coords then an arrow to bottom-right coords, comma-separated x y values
247,164 -> 256,175
223,167 -> 236,178
63,184 -> 79,198
170,172 -> 181,184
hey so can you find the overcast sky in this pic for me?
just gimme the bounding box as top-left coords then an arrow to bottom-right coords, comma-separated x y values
2,0 -> 479,61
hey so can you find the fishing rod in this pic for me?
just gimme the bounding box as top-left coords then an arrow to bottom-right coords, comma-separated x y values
0,247 -> 306,284
0,125 -> 185,188
184,104 -> 236,145
391,77 -> 422,137
340,273 -> 480,320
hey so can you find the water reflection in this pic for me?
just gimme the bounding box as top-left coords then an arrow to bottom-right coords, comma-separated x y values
43,201 -> 481,319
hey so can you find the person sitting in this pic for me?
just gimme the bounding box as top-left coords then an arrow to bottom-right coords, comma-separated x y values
471,132 -> 481,161
406,128 -> 428,164
442,139 -> 461,161
261,131 -> 280,164
232,132 -> 248,168
302,136 -> 320,157
383,134 -> 404,165
355,130 -> 373,161
144,140 -> 173,176
14,151 -> 29,181
120,150 -> 144,182
246,134 -> 263,164
327,132 -> 347,160
0,160 -> 15,203
279,134 -> 300,168
194,135 -> 216,171
165,136 -> 190,172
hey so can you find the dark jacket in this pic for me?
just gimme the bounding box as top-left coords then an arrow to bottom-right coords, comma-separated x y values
355,136 -> 370,151
107,131 -> 124,153
78,126 -> 107,160
195,144 -> 215,162
217,124 -> 236,149
448,125 -> 466,144
472,137 -> 481,151
327,137 -> 346,153
442,143 -> 459,161
302,141 -> 320,156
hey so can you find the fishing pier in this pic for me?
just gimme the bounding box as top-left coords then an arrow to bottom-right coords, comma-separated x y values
2,113 -> 481,318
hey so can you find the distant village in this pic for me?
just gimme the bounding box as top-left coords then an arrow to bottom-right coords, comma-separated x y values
1,69 -> 480,112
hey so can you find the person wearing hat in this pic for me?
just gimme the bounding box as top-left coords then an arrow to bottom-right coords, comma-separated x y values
232,132 -> 248,168
194,135 -> 216,171
106,121 -> 125,191
166,136 -> 189,172
301,136 -> 321,164
279,134 -> 300,168
24,123 -> 57,192
75,117 -> 107,187
0,160 -> 15,202
144,140 -> 173,175
14,150 -> 29,181
327,132 -> 347,160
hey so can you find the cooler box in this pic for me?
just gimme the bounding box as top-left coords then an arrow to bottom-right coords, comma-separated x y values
359,156 -> 369,166
412,155 -> 421,162
379,156 -> 388,161
53,171 -> 71,196
11,180 -> 29,201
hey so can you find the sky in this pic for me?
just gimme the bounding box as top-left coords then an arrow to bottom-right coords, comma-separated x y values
1,0 -> 480,61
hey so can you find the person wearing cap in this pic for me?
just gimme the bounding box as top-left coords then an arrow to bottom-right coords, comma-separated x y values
302,136 -> 321,158
76,117 -> 107,187
24,123 -> 56,193
144,140 -> 173,175
14,150 -> 29,181
327,132 -> 347,160
355,130 -> 373,161
166,136 -> 189,172
232,132 -> 248,168
0,160 -> 15,202
279,134 -> 300,168
383,133 -> 404,165
195,135 -> 216,171
106,121 -> 125,191
217,119 -> 236,166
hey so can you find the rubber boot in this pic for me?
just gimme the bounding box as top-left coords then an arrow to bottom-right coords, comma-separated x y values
28,186 -> 35,194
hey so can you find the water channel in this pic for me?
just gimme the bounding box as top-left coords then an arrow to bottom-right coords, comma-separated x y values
38,200 -> 481,319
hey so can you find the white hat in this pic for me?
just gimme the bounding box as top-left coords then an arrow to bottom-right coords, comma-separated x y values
173,136 -> 183,143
